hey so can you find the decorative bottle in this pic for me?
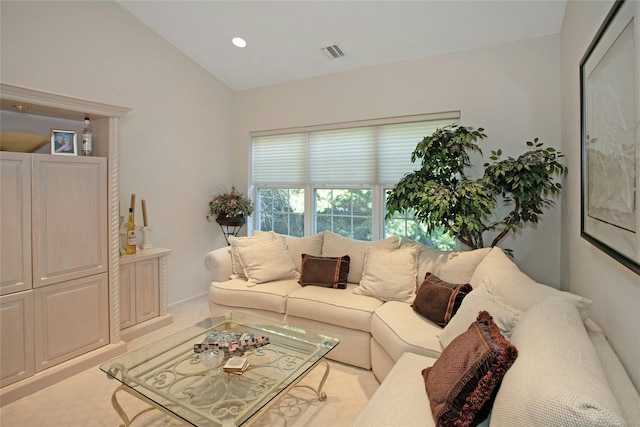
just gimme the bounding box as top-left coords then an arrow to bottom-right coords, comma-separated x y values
81,117 -> 93,156
126,208 -> 137,254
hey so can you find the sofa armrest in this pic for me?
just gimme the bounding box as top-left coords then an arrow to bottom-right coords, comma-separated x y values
204,246 -> 232,282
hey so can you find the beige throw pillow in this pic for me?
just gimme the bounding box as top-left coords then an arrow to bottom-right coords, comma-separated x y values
234,236 -> 298,285
400,237 -> 491,285
322,231 -> 400,283
354,246 -> 417,303
228,231 -> 275,279
438,282 -> 522,349
254,231 -> 324,272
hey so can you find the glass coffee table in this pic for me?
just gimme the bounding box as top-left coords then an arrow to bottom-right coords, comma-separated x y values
100,312 -> 339,426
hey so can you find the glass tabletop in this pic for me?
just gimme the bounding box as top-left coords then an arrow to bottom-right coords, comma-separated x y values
100,311 -> 339,426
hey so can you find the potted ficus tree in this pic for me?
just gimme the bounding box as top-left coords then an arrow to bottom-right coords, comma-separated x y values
206,186 -> 255,226
385,124 -> 567,253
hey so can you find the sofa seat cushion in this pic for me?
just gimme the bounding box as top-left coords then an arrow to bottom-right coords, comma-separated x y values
209,278 -> 301,314
371,301 -> 443,362
286,284 -> 383,332
353,352 -> 439,427
490,295 -> 625,427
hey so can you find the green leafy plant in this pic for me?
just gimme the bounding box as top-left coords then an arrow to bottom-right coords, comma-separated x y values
206,187 -> 254,222
385,124 -> 567,251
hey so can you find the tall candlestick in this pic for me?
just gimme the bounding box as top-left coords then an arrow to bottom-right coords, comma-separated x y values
142,199 -> 149,226
130,193 -> 136,213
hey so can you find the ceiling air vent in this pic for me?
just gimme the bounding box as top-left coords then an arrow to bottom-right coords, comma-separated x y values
322,44 -> 346,59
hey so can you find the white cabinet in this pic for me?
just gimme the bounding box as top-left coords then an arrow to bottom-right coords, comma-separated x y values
0,84 -> 131,404
0,291 -> 34,387
0,153 -> 31,295
0,153 -> 109,382
32,155 -> 108,288
119,248 -> 172,341
34,273 -> 109,372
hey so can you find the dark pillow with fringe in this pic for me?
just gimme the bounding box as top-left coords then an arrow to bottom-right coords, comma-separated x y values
298,254 -> 350,289
412,273 -> 472,327
422,311 -> 518,427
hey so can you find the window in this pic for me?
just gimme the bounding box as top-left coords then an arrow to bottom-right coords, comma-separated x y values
252,111 -> 460,245
257,188 -> 304,237
316,188 -> 372,240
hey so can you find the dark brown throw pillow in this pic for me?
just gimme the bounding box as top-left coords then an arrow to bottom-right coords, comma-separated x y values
412,273 -> 472,327
298,254 -> 350,289
422,311 -> 518,427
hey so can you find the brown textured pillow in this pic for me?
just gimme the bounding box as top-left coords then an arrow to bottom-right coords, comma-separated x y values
422,311 -> 518,427
298,254 -> 350,289
412,273 -> 472,327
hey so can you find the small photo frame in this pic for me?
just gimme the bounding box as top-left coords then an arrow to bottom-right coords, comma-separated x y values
50,129 -> 77,155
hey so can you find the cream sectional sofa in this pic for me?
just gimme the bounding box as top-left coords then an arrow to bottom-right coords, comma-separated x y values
205,231 -> 640,426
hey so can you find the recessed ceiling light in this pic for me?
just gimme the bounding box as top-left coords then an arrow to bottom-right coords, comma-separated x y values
232,37 -> 247,48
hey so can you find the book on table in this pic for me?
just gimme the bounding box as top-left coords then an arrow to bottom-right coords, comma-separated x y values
223,357 -> 250,373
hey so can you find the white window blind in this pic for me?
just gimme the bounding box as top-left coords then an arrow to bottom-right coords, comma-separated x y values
252,133 -> 306,185
308,127 -> 377,184
378,119 -> 456,183
252,112 -> 460,186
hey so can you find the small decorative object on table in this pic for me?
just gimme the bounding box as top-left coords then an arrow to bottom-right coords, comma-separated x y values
193,330 -> 270,355
223,357 -> 250,374
206,186 -> 254,245
139,199 -> 152,249
198,349 -> 224,377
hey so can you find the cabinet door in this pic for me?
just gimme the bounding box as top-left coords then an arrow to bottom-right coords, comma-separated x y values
0,152 -> 32,295
119,262 -> 136,329
0,291 -> 34,387
31,155 -> 107,288
135,258 -> 159,323
34,273 -> 109,372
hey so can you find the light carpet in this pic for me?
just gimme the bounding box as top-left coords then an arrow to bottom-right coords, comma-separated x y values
0,294 -> 379,426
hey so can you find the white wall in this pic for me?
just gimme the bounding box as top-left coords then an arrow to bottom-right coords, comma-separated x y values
235,35 -> 563,287
0,1 -> 235,304
561,0 -> 640,390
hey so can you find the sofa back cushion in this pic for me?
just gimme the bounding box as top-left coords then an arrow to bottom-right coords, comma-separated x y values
490,295 -> 625,427
254,231 -> 323,272
469,247 -> 591,319
400,238 -> 491,287
321,231 -> 399,283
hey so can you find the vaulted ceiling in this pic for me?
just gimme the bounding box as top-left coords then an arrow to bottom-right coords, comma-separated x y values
119,1 -> 567,91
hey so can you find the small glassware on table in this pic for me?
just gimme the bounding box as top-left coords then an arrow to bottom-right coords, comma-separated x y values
198,349 -> 224,377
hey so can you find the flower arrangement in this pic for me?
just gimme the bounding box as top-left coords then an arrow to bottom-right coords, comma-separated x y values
206,187 -> 254,223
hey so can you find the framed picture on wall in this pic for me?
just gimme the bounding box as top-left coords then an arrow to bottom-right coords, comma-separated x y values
50,129 -> 77,156
580,0 -> 640,274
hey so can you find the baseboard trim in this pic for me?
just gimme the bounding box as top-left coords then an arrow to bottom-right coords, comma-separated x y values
0,341 -> 127,406
120,314 -> 174,341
